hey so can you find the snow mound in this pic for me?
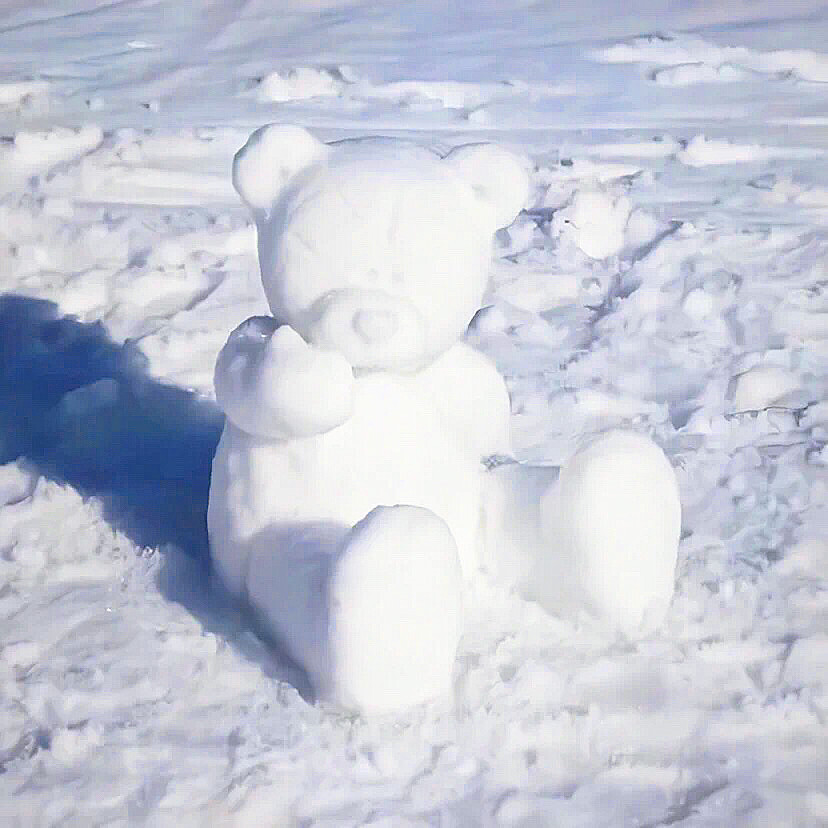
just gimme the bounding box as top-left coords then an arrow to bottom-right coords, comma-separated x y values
678,135 -> 823,167
540,158 -> 642,189
252,67 -> 571,112
0,461 -> 38,507
257,66 -> 346,102
356,79 -> 559,110
551,187 -> 632,259
651,62 -> 753,86
729,363 -> 800,411
0,80 -> 49,111
756,175 -> 828,209
595,33 -> 828,84
72,128 -> 242,207
3,125 -> 103,169
0,125 -> 103,194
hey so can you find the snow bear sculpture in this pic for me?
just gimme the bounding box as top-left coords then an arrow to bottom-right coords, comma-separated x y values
208,125 -> 681,713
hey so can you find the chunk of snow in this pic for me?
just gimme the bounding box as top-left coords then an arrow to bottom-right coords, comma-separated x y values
729,364 -> 800,411
585,137 -> 680,159
784,636 -> 828,689
551,187 -> 632,259
652,62 -> 752,86
253,70 -> 571,111
0,461 -> 38,506
678,135 -> 822,167
0,81 -> 49,108
257,67 -> 345,102
0,126 -> 103,192
594,34 -> 828,83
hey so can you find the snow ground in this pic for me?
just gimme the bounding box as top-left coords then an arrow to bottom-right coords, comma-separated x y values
0,1 -> 827,825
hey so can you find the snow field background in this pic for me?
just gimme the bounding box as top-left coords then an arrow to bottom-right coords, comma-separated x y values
0,1 -> 827,825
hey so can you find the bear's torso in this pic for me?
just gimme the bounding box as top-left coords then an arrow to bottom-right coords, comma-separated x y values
208,343 -> 511,595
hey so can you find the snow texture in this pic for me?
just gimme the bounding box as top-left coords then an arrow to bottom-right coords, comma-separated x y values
0,0 -> 826,824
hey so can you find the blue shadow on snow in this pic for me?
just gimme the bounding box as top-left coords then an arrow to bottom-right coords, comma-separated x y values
0,294 -> 349,698
0,293 -> 223,575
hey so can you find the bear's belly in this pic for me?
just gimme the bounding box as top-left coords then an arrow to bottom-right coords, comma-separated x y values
208,374 -> 485,593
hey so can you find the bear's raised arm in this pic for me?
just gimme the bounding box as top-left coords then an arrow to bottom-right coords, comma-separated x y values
214,316 -> 355,440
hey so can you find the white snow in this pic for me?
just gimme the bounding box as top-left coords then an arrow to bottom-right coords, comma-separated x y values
583,137 -> 681,159
208,341 -> 502,603
0,80 -> 49,110
0,124 -> 103,195
446,142 -> 531,230
678,134 -> 824,167
0,461 -> 38,506
232,123 -> 329,211
551,187 -> 633,259
0,0 -> 827,824
651,62 -> 754,87
595,32 -> 828,83
534,431 -> 681,634
729,363 -> 801,411
252,67 -> 572,112
256,67 -> 347,103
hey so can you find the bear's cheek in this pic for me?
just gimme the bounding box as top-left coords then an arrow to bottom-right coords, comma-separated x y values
271,230 -> 344,314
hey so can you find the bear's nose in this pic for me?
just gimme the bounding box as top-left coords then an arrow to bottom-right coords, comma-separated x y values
353,308 -> 398,343
304,287 -> 427,371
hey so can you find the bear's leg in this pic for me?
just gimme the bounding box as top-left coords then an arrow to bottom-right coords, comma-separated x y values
327,505 -> 463,713
246,505 -> 463,713
536,431 -> 681,634
484,432 -> 681,635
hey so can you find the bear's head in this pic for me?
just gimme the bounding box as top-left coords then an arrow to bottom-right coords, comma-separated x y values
233,124 -> 529,372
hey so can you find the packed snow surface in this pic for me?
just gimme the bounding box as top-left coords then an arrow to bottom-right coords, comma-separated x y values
0,0 -> 827,825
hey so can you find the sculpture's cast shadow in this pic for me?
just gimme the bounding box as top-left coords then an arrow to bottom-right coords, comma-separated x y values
0,294 -> 312,697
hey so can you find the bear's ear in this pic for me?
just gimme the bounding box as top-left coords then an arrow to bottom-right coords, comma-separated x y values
445,143 -> 530,230
232,124 -> 328,212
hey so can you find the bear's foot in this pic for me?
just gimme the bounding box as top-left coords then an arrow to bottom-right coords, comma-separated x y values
327,505 -> 463,713
535,431 -> 681,635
